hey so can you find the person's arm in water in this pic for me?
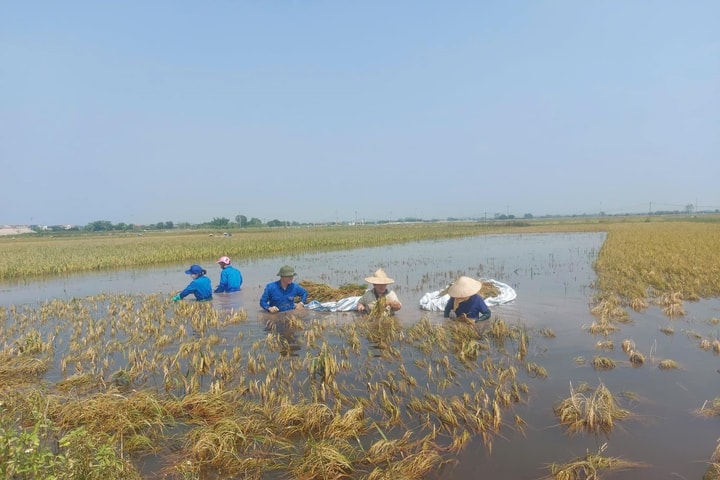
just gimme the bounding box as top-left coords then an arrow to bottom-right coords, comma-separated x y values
356,290 -> 371,313
386,291 -> 402,311
476,295 -> 491,322
260,283 -> 277,312
215,269 -> 229,293
444,297 -> 454,318
294,283 -> 308,305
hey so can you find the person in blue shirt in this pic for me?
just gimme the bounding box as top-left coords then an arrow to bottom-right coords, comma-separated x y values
173,264 -> 213,301
260,265 -> 308,313
443,276 -> 491,322
214,256 -> 243,293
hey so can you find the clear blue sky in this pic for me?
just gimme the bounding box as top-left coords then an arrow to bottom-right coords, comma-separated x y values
2,1 -> 718,225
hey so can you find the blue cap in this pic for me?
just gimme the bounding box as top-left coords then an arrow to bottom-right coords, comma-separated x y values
185,264 -> 204,275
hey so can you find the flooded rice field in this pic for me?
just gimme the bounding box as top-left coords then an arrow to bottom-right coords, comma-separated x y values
2,232 -> 720,479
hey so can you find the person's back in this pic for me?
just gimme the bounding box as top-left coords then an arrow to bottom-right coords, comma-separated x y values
215,256 -> 243,293
187,275 -> 213,300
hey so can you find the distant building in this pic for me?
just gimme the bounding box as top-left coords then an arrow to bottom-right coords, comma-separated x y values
0,225 -> 36,236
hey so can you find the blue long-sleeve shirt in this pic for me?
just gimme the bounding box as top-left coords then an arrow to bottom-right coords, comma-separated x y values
444,294 -> 491,320
180,276 -> 213,301
260,280 -> 308,312
215,265 -> 243,293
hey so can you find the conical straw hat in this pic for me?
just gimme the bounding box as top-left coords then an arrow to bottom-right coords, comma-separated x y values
447,276 -> 482,297
364,268 -> 395,284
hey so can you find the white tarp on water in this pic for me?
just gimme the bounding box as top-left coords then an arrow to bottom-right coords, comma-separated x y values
305,296 -> 361,312
418,279 -> 517,311
304,279 -> 516,313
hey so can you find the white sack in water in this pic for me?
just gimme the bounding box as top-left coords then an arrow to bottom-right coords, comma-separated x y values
418,279 -> 516,312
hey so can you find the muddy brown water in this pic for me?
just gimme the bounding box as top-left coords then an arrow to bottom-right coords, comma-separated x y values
2,232 -> 720,478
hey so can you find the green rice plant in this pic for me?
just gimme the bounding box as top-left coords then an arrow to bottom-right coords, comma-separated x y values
0,419 -> 64,479
0,418 -> 142,480
59,427 -> 143,479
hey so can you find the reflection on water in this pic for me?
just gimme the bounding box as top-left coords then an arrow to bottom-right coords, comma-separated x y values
261,311 -> 303,357
210,290 -> 244,313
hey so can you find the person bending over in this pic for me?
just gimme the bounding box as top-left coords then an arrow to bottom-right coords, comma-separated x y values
173,264 -> 213,301
443,276 -> 491,322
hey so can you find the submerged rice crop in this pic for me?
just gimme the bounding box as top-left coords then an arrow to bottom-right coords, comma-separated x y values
554,382 -> 630,436
0,293 -> 544,478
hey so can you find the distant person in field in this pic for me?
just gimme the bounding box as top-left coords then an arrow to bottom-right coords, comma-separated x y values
356,268 -> 402,315
444,276 -> 491,322
214,256 -> 243,293
173,264 -> 213,301
260,265 -> 308,313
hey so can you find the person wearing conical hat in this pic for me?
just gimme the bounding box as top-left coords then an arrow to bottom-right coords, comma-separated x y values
357,268 -> 402,315
443,276 -> 491,322
260,265 -> 308,313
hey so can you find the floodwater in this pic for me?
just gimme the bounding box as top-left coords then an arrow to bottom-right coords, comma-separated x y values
3,232 -> 720,478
